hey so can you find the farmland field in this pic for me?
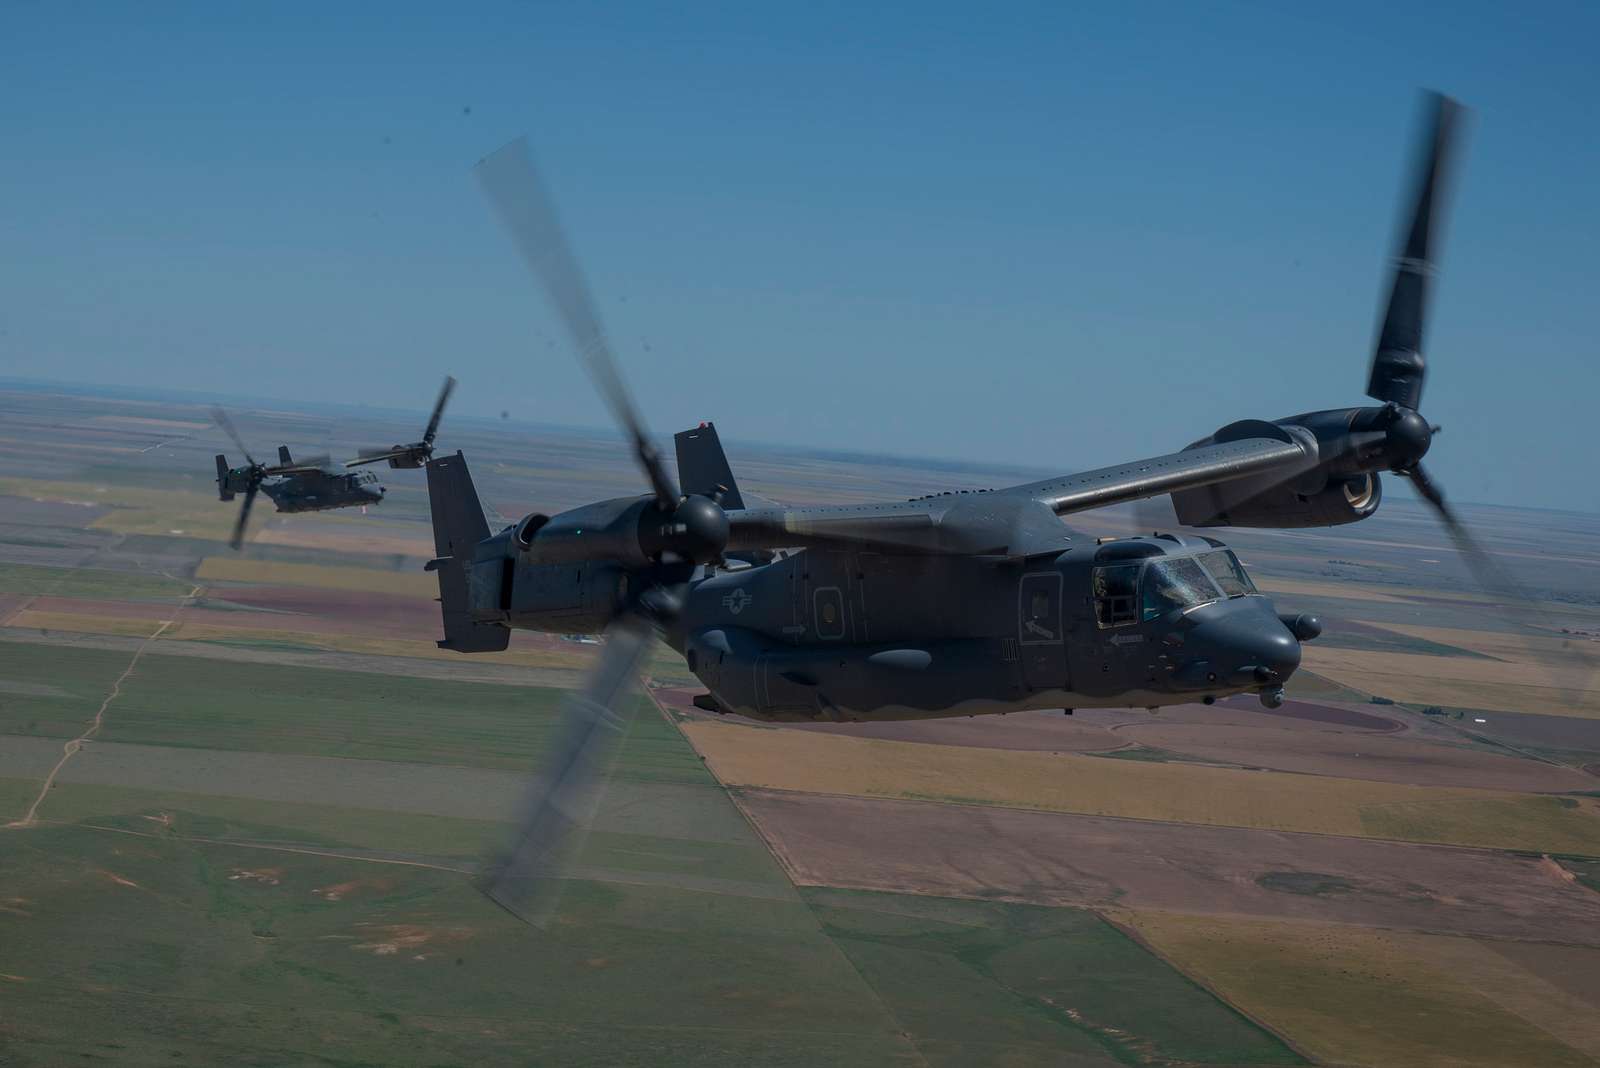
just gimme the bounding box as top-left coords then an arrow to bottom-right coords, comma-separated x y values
4,384 -> 1600,1066
1118,912 -> 1600,1068
682,718 -> 1600,853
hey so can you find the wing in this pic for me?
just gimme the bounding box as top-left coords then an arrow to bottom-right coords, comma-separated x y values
724,435 -> 1314,557
1004,435 -> 1315,517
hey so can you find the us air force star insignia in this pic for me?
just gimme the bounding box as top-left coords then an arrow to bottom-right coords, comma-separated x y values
722,589 -> 753,615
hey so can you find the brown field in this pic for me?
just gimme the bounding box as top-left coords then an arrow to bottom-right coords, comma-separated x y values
211,586 -> 439,632
1112,720 -> 1598,791
736,789 -> 1600,944
1302,643 -> 1600,718
655,692 -> 1130,752
0,594 -> 27,625
1118,912 -> 1600,1068
1485,940 -> 1600,1012
194,557 -> 436,597
22,591 -> 440,641
1251,576 -> 1419,604
681,719 -> 1600,852
1107,696 -> 1403,733
250,523 -> 434,557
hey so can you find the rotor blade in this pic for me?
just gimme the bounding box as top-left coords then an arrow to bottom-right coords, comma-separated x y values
230,482 -> 259,550
480,616 -> 654,924
423,375 -> 456,446
1366,92 -> 1466,410
1408,465 -> 1594,708
210,407 -> 257,467
473,138 -> 679,511
1408,465 -> 1517,600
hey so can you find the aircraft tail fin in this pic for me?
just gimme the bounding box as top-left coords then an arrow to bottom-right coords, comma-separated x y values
215,454 -> 234,501
277,445 -> 293,466
674,421 -> 745,509
424,451 -> 509,653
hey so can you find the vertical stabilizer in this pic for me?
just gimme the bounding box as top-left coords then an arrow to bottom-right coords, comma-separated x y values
674,422 -> 745,509
425,451 -> 510,652
215,455 -> 234,501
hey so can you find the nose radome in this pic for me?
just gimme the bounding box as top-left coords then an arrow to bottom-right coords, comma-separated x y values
1180,604 -> 1302,689
1253,626 -> 1302,682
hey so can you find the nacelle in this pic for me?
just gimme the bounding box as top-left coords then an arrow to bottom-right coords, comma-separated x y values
1169,407 -> 1416,529
515,495 -> 728,568
463,526 -> 632,633
1176,470 -> 1382,528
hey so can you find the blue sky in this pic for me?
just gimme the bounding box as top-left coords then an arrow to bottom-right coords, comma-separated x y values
3,2 -> 1596,511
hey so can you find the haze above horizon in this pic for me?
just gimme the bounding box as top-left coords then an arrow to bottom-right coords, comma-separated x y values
3,2 -> 1596,512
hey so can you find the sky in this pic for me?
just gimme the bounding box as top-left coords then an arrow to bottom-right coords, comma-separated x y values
2,2 -> 1597,512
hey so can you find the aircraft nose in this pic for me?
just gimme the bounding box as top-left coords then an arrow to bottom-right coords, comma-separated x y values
1249,625 -> 1302,683
1172,602 -> 1301,690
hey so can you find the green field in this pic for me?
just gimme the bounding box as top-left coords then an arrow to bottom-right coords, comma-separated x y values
803,889 -> 1305,1067
0,641 -> 697,776
0,822 -> 1311,1067
1,643 -> 1310,1066
0,642 -> 136,738
0,562 -> 194,602
0,825 -> 918,1067
8,388 -> 1600,1065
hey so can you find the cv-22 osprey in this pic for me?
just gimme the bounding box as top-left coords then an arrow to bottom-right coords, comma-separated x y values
427,94 -> 1506,916
211,408 -> 384,549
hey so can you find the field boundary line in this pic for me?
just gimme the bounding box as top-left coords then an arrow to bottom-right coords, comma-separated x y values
724,783 -> 1600,861
1096,909 -> 1319,1064
4,584 -> 201,830
32,817 -> 474,874
643,681 -> 935,1068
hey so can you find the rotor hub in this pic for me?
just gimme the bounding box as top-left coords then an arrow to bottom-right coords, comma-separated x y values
1383,406 -> 1433,472
639,494 -> 729,565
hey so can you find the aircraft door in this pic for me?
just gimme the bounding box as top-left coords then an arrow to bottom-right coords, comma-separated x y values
1018,571 -> 1069,692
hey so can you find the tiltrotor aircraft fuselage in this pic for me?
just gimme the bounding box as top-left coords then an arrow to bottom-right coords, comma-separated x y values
446,93 -> 1517,915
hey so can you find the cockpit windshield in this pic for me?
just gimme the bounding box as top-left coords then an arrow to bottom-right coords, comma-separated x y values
1141,557 -> 1222,621
1198,549 -> 1256,598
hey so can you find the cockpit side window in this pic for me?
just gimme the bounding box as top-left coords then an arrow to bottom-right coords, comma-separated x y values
1141,558 -> 1221,621
1199,549 -> 1256,597
1092,565 -> 1140,628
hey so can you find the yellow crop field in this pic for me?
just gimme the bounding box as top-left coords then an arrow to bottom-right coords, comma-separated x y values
8,610 -> 171,639
194,557 -> 435,597
1379,621 -> 1600,669
1301,643 -> 1600,717
91,506 -> 237,540
1116,912 -> 1600,1068
680,721 -> 1600,853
